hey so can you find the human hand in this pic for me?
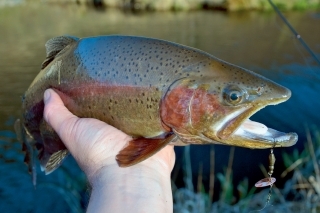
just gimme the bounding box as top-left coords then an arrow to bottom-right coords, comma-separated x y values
43,88 -> 175,180
43,89 -> 175,212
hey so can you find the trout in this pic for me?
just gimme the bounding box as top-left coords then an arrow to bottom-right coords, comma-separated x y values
16,35 -> 297,178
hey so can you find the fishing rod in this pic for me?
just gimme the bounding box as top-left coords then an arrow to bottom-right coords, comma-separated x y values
268,0 -> 320,66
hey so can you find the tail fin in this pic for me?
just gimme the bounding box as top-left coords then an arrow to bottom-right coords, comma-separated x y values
14,119 -> 37,186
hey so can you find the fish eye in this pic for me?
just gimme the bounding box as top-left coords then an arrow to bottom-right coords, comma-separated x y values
223,86 -> 245,105
230,91 -> 241,102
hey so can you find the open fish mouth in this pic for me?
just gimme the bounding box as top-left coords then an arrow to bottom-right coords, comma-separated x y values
233,119 -> 298,148
211,99 -> 298,149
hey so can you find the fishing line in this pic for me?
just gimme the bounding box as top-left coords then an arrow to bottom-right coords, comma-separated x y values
270,5 -> 315,74
249,2 -> 317,212
292,36 -> 316,74
268,0 -> 320,66
249,145 -> 276,213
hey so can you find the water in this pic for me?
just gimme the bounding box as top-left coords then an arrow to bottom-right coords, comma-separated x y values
0,4 -> 319,211
1,5 -> 319,130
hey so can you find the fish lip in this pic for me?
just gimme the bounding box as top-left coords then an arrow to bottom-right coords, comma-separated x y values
232,125 -> 298,148
212,98 -> 298,148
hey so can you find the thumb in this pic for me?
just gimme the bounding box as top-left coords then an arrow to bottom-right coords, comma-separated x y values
43,89 -> 80,149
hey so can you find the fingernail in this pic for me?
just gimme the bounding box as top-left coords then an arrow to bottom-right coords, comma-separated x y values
44,90 -> 51,104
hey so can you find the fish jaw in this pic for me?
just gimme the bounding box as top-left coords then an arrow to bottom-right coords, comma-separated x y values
161,61 -> 298,149
207,76 -> 298,148
202,103 -> 298,149
231,120 -> 298,148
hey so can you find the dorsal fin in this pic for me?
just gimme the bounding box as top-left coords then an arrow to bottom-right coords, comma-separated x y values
41,35 -> 79,69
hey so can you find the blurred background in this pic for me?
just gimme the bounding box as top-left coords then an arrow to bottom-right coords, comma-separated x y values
0,0 -> 319,212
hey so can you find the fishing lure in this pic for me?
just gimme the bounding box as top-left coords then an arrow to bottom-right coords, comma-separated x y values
253,148 -> 276,212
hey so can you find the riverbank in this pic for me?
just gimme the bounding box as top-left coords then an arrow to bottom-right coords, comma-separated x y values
1,0 -> 319,11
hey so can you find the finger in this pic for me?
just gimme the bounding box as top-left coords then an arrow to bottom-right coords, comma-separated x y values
43,89 -> 80,149
43,89 -> 131,155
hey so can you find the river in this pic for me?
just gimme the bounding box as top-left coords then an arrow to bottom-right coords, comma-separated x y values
0,4 -> 319,212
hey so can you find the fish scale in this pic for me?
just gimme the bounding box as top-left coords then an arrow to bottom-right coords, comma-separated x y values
16,35 -> 297,180
74,36 -> 204,87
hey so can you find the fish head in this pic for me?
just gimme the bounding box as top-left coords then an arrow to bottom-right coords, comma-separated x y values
161,60 -> 298,148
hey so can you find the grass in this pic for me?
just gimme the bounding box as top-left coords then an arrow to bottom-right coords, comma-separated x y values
172,128 -> 320,213
1,126 -> 320,212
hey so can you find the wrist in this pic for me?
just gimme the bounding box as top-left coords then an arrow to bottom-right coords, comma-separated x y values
87,160 -> 173,213
86,144 -> 175,184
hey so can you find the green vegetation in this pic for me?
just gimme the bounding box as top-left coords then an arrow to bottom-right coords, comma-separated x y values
1,127 -> 320,212
1,0 -> 319,11
172,128 -> 320,212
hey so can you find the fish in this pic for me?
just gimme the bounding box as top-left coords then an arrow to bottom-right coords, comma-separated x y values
16,35 -> 298,177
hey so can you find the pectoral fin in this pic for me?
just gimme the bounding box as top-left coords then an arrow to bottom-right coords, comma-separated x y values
116,134 -> 175,167
44,150 -> 69,175
38,120 -> 68,174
